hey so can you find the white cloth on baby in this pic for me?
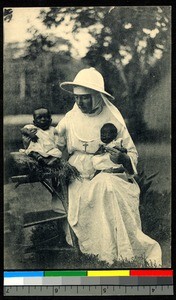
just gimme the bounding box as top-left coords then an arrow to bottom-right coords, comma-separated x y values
23,124 -> 62,158
91,138 -> 124,171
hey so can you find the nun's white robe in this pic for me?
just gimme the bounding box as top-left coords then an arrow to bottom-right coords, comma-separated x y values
55,101 -> 162,266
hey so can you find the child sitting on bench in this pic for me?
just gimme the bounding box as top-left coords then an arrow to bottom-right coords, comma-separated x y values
92,123 -> 128,176
21,108 -> 62,167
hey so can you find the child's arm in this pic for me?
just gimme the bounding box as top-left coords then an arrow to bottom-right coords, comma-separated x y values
21,126 -> 38,149
112,145 -> 127,154
94,145 -> 106,156
21,127 -> 38,142
105,139 -> 127,154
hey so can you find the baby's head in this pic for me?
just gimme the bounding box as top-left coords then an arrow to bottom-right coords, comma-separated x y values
100,123 -> 118,144
33,108 -> 52,130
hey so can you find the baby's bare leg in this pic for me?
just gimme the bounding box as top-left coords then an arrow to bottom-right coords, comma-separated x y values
29,151 -> 46,166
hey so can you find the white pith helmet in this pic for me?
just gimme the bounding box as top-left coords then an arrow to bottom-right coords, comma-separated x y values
60,67 -> 114,100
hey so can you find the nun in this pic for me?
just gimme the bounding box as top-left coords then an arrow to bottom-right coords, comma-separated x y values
55,67 -> 162,266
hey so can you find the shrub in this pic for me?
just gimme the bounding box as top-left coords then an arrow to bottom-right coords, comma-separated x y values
135,170 -> 171,244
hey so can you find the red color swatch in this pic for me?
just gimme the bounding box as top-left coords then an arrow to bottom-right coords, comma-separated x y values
130,270 -> 173,277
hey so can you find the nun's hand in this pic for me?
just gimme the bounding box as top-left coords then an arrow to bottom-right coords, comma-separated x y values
106,147 -> 124,164
106,147 -> 134,174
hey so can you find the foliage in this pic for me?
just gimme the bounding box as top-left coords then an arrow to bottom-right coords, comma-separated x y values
135,170 -> 171,243
38,6 -> 171,139
4,6 -> 171,141
24,27 -> 72,60
140,190 -> 171,243
30,221 -> 66,249
4,44 -> 83,115
15,154 -> 81,184
135,170 -> 159,201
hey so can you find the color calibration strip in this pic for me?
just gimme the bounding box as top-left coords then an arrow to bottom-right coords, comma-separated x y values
4,270 -> 173,286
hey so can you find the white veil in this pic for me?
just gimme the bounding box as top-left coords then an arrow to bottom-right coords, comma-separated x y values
100,93 -> 127,128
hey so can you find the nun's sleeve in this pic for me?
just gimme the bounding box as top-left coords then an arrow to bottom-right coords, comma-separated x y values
55,117 -> 67,148
118,125 -> 138,175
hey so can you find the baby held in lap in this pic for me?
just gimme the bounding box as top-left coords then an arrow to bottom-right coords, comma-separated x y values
92,123 -> 127,176
20,108 -> 62,167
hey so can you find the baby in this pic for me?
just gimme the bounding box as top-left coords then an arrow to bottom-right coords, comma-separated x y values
20,108 -> 62,166
92,123 -> 127,175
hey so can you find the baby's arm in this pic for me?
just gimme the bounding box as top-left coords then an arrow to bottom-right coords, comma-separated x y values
111,145 -> 127,154
94,145 -> 106,155
21,126 -> 38,149
104,139 -> 127,154
92,140 -> 127,172
21,127 -> 38,142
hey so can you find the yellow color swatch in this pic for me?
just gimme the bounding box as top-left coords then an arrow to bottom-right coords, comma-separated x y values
87,270 -> 130,277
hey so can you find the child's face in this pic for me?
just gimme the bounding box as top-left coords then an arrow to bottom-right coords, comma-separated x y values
100,126 -> 117,144
33,109 -> 51,130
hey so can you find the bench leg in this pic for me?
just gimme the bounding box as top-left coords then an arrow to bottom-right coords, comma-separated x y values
41,180 -> 81,254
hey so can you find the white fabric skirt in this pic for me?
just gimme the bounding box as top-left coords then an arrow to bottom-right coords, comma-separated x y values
66,172 -> 162,266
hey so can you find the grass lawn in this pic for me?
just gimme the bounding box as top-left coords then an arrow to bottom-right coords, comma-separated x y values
4,142 -> 171,269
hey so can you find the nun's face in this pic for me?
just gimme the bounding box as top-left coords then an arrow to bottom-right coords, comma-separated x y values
74,94 -> 93,114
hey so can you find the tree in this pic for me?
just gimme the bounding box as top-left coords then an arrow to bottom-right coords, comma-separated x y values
39,6 -> 171,140
4,38 -> 84,115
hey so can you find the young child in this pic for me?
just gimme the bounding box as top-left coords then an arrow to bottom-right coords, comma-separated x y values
20,108 -> 62,166
92,123 -> 127,175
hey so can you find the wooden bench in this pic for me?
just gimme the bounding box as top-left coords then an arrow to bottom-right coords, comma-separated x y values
10,174 -> 67,228
8,152 -> 80,251
23,210 -> 67,228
